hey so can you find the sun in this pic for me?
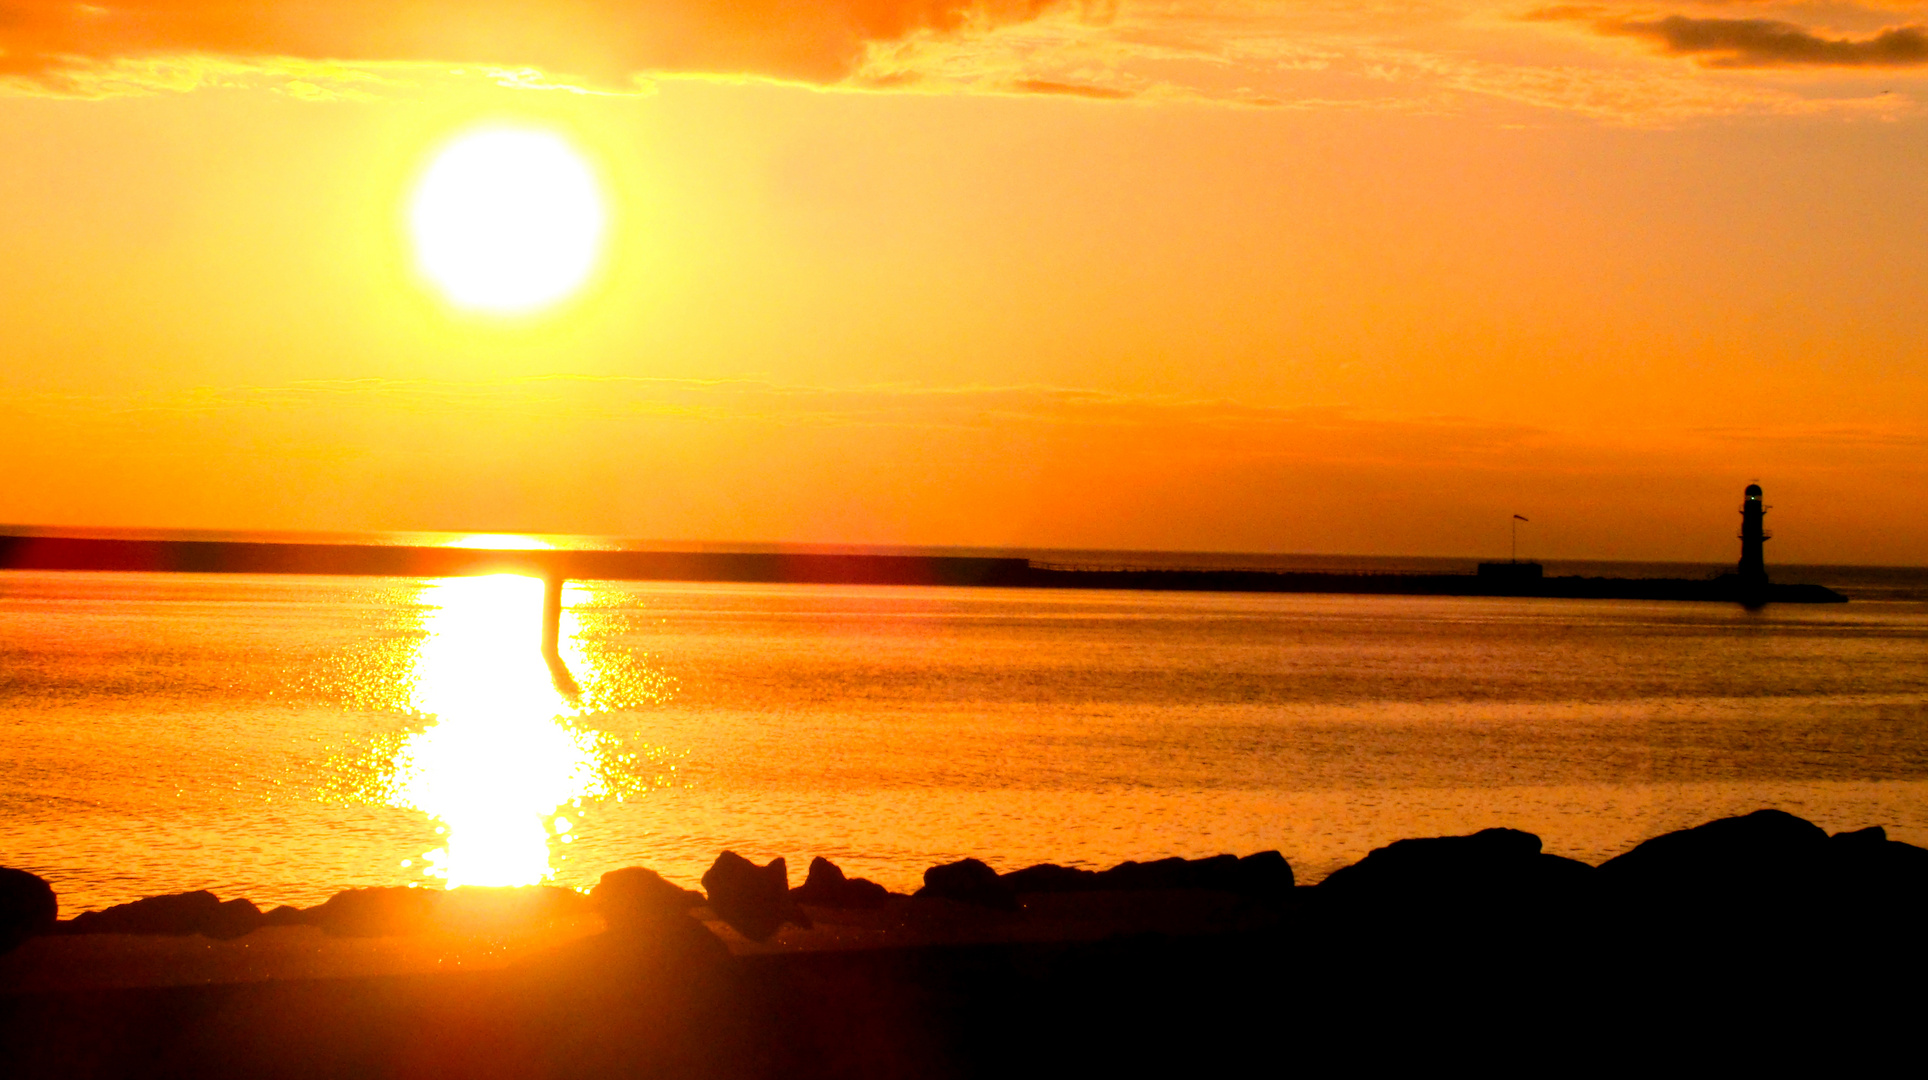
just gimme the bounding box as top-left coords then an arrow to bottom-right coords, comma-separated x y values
408,127 -> 607,315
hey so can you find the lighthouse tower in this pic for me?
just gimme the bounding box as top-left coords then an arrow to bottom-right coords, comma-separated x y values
1738,484 -> 1769,585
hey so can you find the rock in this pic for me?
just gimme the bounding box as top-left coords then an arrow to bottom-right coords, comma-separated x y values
65,890 -> 262,937
1319,828 -> 1592,907
0,867 -> 57,955
591,867 -> 728,963
592,867 -> 706,931
1001,863 -> 1099,895
791,857 -> 890,909
262,904 -> 310,927
1232,851 -> 1296,898
1098,855 -> 1230,892
917,858 -> 1019,911
1827,825 -> 1928,904
202,897 -> 266,940
1833,825 -> 1887,845
1597,809 -> 1829,900
1004,852 -> 1295,899
702,852 -> 811,942
307,886 -> 438,937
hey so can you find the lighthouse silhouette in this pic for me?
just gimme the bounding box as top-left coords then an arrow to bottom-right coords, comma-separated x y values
1738,483 -> 1769,587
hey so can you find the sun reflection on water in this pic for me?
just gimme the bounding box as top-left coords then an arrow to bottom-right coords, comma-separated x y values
391,575 -> 604,887
309,574 -> 683,888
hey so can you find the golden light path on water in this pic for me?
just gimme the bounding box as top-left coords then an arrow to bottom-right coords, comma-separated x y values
391,574 -> 603,887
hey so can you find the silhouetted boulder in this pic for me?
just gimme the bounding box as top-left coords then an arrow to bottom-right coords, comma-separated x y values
1832,825 -> 1887,846
1232,851 -> 1296,898
587,867 -> 728,962
1099,855 -> 1232,892
917,858 -> 1019,911
791,857 -> 890,909
1597,810 -> 1829,902
1319,828 -> 1592,909
203,897 -> 267,939
1827,826 -> 1928,904
592,867 -> 706,931
1001,863 -> 1099,895
66,889 -> 261,938
262,904 -> 309,927
308,886 -> 438,937
1001,851 -> 1295,899
702,852 -> 811,941
0,867 -> 57,954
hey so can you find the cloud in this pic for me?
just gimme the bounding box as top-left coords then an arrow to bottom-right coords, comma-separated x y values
851,1 -> 1916,120
1574,12 -> 1928,68
2,0 -> 1918,119
1008,76 -> 1134,97
0,0 -> 1062,91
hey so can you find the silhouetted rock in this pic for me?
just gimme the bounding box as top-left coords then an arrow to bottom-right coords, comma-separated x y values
1001,851 -> 1295,899
791,857 -> 890,909
1001,863 -> 1099,895
702,852 -> 811,941
1828,825 -> 1928,903
262,904 -> 309,927
66,890 -> 262,938
1597,809 -> 1829,901
0,867 -> 57,954
203,897 -> 266,939
917,858 -> 1019,911
587,868 -> 729,962
1099,855 -> 1232,892
592,867 -> 706,931
1319,828 -> 1592,907
1833,825 -> 1887,845
307,886 -> 438,937
1232,851 -> 1296,898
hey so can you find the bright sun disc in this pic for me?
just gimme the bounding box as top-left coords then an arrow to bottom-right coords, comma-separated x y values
409,128 -> 606,314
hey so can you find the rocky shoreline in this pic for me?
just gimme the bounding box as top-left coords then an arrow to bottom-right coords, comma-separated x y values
4,808 -> 1926,1075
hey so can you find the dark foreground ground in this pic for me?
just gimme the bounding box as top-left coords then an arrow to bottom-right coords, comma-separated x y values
5,809 -> 1925,1077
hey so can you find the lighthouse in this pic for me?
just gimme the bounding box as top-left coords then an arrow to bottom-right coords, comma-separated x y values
1738,483 -> 1769,585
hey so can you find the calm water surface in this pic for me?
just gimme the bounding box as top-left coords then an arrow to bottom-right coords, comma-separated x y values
3,570 -> 1926,915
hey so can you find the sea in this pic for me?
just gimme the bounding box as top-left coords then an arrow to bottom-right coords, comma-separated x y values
3,542 -> 1926,916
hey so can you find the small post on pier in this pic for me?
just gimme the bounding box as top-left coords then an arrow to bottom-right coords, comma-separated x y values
541,574 -> 579,698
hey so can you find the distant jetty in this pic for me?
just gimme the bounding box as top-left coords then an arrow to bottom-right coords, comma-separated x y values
0,485 -> 1845,604
0,535 -> 1846,609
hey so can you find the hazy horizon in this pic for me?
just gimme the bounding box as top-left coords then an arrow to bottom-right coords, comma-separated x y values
7,520 -> 1928,570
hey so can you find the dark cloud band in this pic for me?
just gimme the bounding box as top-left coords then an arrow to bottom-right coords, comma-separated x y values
1569,12 -> 1928,68
0,0 -> 1060,88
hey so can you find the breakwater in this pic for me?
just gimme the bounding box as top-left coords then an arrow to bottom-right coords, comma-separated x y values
0,534 -> 1848,603
3,809 -> 1922,1073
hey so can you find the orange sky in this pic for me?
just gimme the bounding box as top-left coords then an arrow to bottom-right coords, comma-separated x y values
2,1 -> 1926,563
